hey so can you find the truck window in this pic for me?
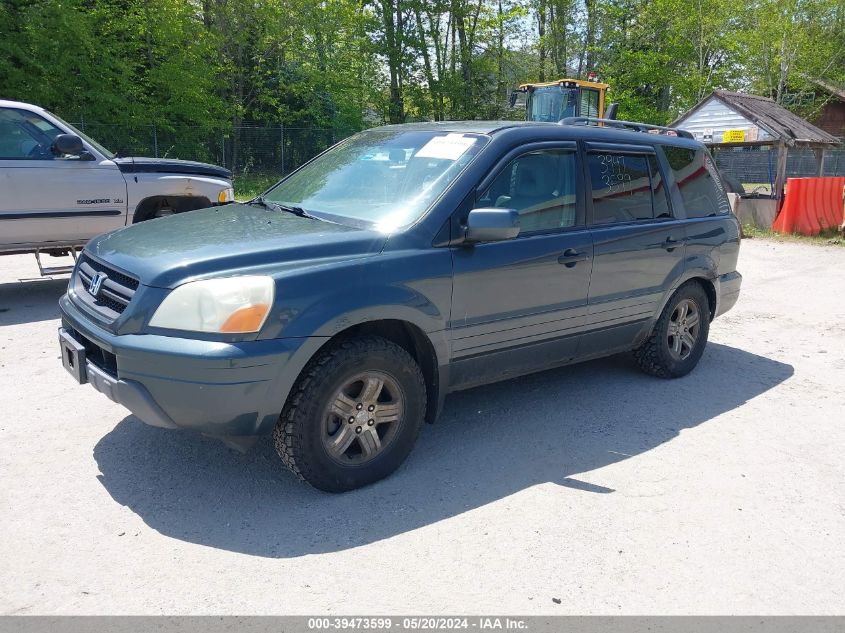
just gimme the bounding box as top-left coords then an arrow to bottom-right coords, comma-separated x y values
0,108 -> 64,159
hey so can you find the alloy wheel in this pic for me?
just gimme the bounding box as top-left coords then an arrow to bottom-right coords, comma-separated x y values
666,298 -> 701,361
322,371 -> 404,465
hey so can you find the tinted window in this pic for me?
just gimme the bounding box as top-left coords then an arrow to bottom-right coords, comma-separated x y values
476,149 -> 578,233
663,146 -> 731,217
588,153 -> 654,224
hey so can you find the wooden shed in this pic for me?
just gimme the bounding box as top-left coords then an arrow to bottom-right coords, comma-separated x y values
672,91 -> 841,227
809,79 -> 845,141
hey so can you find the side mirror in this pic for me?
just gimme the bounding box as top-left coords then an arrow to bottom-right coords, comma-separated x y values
465,208 -> 520,243
605,102 -> 619,120
509,90 -> 519,108
52,134 -> 84,157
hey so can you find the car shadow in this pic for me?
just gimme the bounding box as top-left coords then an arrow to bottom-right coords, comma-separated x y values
93,343 -> 793,558
0,278 -> 68,326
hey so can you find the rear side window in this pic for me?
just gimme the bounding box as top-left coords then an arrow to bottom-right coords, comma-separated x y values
588,152 -> 656,224
663,146 -> 731,217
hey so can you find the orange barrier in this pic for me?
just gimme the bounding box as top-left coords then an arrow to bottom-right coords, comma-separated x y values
772,176 -> 845,235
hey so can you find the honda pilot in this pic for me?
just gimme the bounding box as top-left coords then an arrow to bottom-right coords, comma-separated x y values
58,119 -> 742,492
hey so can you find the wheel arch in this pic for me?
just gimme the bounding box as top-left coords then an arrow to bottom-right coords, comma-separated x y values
132,195 -> 212,223
655,274 -> 717,325
301,319 -> 444,425
684,276 -> 717,321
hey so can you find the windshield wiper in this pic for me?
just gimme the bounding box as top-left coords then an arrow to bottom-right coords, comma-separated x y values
248,195 -> 277,211
249,195 -> 318,220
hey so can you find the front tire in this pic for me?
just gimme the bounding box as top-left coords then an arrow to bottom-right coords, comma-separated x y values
274,336 -> 426,492
634,282 -> 711,378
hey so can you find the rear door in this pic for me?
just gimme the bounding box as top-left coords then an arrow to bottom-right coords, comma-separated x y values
578,142 -> 686,358
0,106 -> 127,249
662,145 -> 740,286
449,142 -> 594,389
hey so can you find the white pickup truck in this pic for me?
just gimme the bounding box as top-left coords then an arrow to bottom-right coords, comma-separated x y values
0,100 -> 234,274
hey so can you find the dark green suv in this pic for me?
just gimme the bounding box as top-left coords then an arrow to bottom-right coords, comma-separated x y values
59,119 -> 741,492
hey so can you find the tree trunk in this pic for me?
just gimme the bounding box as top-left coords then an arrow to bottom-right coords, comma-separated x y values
454,0 -> 472,116
381,0 -> 404,123
414,6 -> 439,119
538,0 -> 546,82
496,0 -> 505,117
582,0 -> 595,76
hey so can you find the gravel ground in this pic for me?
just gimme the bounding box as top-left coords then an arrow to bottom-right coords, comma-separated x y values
1,238 -> 843,615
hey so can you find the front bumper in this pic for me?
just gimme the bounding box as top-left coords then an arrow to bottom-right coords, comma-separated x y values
59,294 -> 325,436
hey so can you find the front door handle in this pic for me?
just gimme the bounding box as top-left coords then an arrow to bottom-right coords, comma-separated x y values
558,249 -> 588,268
663,236 -> 681,252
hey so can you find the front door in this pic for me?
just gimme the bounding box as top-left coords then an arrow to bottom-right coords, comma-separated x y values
578,143 -> 686,358
0,106 -> 127,249
449,145 -> 594,389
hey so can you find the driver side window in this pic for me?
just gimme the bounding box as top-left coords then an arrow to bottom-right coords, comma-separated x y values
475,149 -> 578,233
0,108 -> 64,160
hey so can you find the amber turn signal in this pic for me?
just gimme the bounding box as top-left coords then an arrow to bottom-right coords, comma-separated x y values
219,303 -> 270,333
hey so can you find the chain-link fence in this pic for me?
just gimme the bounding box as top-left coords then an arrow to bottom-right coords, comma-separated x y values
73,121 -> 356,178
713,146 -> 845,187
71,120 -> 845,189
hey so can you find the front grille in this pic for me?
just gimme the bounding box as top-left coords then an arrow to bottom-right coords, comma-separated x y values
74,254 -> 139,320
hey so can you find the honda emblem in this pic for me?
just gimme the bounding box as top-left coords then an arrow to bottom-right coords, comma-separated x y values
88,272 -> 107,297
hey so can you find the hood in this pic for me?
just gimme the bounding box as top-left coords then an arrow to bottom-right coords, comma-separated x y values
113,156 -> 232,180
87,203 -> 387,288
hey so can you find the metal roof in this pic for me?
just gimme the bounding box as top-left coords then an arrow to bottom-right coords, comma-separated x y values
673,90 -> 840,146
812,78 -> 845,101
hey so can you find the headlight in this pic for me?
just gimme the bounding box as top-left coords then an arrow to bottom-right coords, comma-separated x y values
218,187 -> 235,204
149,276 -> 274,333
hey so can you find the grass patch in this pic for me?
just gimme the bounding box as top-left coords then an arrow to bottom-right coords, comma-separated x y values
742,224 -> 845,247
741,183 -> 773,196
234,173 -> 281,201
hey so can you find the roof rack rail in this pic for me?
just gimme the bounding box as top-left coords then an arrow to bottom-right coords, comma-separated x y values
559,116 -> 695,139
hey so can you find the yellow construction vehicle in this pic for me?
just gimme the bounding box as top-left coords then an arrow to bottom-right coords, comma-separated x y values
510,78 -> 617,123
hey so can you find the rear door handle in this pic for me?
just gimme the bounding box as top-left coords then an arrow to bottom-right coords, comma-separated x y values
558,249 -> 588,268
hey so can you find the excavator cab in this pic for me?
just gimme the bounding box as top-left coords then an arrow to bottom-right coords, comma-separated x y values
510,79 -> 615,123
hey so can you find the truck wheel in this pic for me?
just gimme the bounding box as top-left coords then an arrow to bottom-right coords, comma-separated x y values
274,336 -> 426,492
132,198 -> 173,222
152,201 -> 175,218
633,282 -> 711,378
134,197 -> 210,222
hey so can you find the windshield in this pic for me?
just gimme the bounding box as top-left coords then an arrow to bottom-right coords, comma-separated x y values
528,86 -> 577,122
48,111 -> 116,159
264,129 -> 488,230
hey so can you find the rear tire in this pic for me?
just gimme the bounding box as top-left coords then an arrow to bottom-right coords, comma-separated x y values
273,336 -> 426,492
634,282 -> 711,378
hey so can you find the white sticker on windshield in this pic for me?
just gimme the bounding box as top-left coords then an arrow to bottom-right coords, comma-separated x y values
415,133 -> 477,160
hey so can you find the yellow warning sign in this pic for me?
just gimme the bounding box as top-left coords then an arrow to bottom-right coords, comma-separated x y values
722,129 -> 746,143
